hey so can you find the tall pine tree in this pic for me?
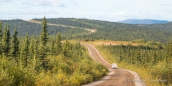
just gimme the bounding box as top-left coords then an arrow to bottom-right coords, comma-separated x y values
34,39 -> 39,59
11,28 -> 19,62
22,35 -> 30,67
56,33 -> 62,55
0,21 -> 2,54
166,40 -> 172,64
2,24 -> 10,56
63,39 -> 70,57
39,16 -> 48,68
50,40 -> 55,55
29,39 -> 34,59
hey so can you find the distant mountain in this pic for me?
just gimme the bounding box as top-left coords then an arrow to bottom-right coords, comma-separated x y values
119,19 -> 170,24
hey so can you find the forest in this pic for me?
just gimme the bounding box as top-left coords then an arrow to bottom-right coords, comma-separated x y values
97,43 -> 172,86
1,17 -> 172,86
1,19 -> 87,39
35,18 -> 172,43
2,18 -> 172,43
0,18 -> 108,86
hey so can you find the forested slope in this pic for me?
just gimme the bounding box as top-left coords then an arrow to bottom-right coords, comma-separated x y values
1,19 -> 87,39
35,18 -> 172,43
1,18 -> 172,43
145,22 -> 172,30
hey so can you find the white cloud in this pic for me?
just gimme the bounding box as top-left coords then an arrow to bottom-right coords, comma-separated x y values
1,0 -> 172,21
24,0 -> 65,7
132,11 -> 138,14
0,0 -> 9,2
116,11 -> 126,15
71,1 -> 78,6
107,11 -> 126,17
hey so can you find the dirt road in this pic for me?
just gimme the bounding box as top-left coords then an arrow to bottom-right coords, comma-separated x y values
83,44 -> 146,86
26,19 -> 96,34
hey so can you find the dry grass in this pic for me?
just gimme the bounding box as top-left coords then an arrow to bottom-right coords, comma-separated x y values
81,40 -> 141,46
119,62 -> 160,86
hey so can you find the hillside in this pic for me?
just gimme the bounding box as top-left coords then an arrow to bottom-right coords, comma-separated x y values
1,18 -> 172,43
35,18 -> 172,43
0,18 -> 108,86
119,19 -> 170,24
1,19 -> 88,39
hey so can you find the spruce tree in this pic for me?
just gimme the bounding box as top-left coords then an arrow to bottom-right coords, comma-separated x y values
29,39 -> 34,58
11,28 -> 19,61
63,39 -> 70,57
39,16 -> 48,68
34,39 -> 39,58
56,33 -> 62,55
22,35 -> 30,67
2,24 -> 10,56
50,40 -> 55,55
0,21 -> 2,54
166,40 -> 172,63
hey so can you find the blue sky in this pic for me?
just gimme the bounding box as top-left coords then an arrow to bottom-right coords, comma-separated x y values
0,0 -> 172,21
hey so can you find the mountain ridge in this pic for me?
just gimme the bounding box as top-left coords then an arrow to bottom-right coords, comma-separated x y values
1,18 -> 172,43
119,19 -> 170,24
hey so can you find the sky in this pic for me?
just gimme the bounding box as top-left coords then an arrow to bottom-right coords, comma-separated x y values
0,0 -> 172,22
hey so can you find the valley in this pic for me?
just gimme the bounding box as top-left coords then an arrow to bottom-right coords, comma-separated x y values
0,17 -> 172,86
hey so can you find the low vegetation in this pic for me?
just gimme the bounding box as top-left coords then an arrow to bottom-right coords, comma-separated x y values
0,18 -> 108,86
97,42 -> 172,86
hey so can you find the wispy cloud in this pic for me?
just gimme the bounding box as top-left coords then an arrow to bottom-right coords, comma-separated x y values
0,0 -> 10,2
108,11 -> 126,17
111,5 -> 130,8
0,9 -> 59,15
23,0 -> 65,7
1,0 -> 172,21
71,1 -> 78,6
0,0 -> 24,3
116,11 -> 126,16
159,4 -> 172,7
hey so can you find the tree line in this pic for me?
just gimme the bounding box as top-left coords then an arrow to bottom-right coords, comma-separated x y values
35,18 -> 172,43
2,18 -> 172,43
98,43 -> 172,85
0,17 -> 108,86
1,19 -> 86,39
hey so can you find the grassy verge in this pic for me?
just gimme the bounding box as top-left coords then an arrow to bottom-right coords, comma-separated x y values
95,45 -> 167,86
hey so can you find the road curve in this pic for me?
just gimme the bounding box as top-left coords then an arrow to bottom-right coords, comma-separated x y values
25,19 -> 96,34
83,44 -> 146,86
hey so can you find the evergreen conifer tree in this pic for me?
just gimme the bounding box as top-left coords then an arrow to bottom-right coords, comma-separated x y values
22,35 -> 30,67
63,40 -> 70,57
0,21 -> 2,54
34,39 -> 39,58
11,28 -> 19,61
39,16 -> 48,68
29,39 -> 34,59
50,40 -> 55,55
56,33 -> 62,55
166,40 -> 172,63
2,24 -> 10,56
